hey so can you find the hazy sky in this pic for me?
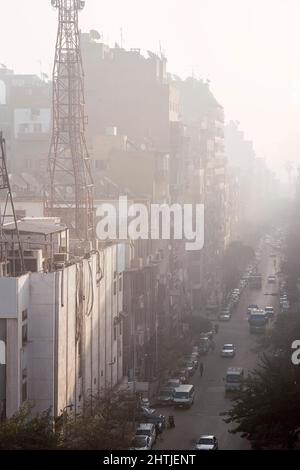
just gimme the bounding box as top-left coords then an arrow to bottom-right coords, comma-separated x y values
1,0 -> 300,178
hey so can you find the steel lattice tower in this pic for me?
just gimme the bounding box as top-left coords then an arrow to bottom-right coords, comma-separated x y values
46,0 -> 94,241
0,133 -> 25,276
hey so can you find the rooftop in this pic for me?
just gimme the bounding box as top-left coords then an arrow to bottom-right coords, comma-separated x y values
3,219 -> 67,236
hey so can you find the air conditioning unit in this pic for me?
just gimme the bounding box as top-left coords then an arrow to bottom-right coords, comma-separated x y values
53,253 -> 67,264
131,257 -> 144,270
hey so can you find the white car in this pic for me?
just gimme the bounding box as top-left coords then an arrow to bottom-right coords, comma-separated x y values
221,344 -> 236,358
135,423 -> 157,447
264,306 -> 274,317
195,435 -> 218,450
130,435 -> 152,450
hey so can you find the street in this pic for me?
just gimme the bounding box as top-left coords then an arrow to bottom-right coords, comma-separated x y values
155,241 -> 279,450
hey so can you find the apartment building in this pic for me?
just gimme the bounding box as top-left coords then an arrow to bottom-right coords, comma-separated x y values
0,67 -> 51,176
0,218 -> 125,419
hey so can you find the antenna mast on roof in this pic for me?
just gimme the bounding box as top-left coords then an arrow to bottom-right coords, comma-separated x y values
0,133 -> 25,276
46,0 -> 95,242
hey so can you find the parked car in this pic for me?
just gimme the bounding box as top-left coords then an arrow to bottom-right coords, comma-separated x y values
191,350 -> 199,360
156,387 -> 174,406
281,301 -> 290,313
134,423 -> 157,447
166,378 -> 182,389
195,435 -> 218,450
140,397 -> 151,409
247,304 -> 259,315
179,359 -> 195,376
130,435 -> 152,450
264,306 -> 274,318
173,369 -> 189,384
199,336 -> 211,354
186,356 -> 199,369
144,413 -> 166,433
221,343 -> 236,358
268,275 -> 276,284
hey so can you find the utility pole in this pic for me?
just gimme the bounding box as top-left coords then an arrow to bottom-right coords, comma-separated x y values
46,0 -> 94,242
0,133 -> 25,276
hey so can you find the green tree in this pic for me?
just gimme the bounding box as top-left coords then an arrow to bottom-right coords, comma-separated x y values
63,390 -> 137,450
222,354 -> 300,449
0,403 -> 59,450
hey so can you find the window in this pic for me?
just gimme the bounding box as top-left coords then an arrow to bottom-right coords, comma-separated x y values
22,381 -> 27,403
22,309 -> 28,322
22,324 -> 28,347
119,274 -> 123,292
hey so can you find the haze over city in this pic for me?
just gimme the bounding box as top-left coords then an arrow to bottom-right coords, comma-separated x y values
1,0 -> 300,458
1,0 -> 300,178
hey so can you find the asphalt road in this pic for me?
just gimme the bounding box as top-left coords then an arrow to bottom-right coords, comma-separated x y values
155,242 -> 280,450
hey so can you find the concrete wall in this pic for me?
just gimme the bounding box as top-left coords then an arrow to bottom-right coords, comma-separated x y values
1,243 -> 125,418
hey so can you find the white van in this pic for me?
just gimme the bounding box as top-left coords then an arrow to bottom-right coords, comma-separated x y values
225,367 -> 244,393
173,384 -> 195,408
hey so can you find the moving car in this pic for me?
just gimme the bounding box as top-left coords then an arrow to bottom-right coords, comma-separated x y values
173,384 -> 195,408
219,312 -> 231,322
130,435 -> 152,450
248,309 -> 268,333
225,367 -> 244,393
195,435 -> 218,450
221,343 -> 236,358
135,423 -> 157,447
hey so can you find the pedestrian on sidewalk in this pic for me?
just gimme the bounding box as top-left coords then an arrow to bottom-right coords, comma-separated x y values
211,340 -> 215,352
199,362 -> 204,377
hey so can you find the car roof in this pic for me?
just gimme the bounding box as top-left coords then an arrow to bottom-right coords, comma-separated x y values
174,384 -> 194,391
227,367 -> 243,374
136,423 -> 155,430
